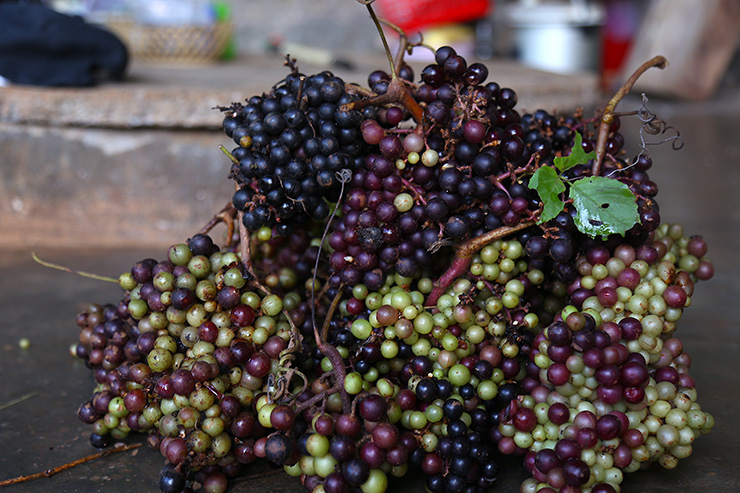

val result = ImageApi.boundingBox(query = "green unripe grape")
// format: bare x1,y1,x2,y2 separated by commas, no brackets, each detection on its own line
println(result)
216,327,235,347
363,367,379,383
351,319,373,339
153,271,175,292
103,413,119,429
470,262,484,276
261,294,283,316
502,291,520,309
424,404,443,423
108,396,128,418
421,432,438,452
195,280,217,302
190,387,215,411
284,462,302,477
402,304,418,320
187,255,211,279
476,380,498,400
199,416,224,437
173,273,195,291
257,403,276,428
159,399,179,418
360,469,388,493
143,404,163,424
127,299,149,320
436,294,454,311
381,340,399,359
303,453,330,479
417,278,433,293
239,291,259,309
118,272,137,291
432,313,448,329
184,304,206,328
223,267,246,289
505,279,525,296
504,241,523,259
480,245,499,264
465,325,485,345
393,193,414,212
188,430,211,453
344,371,362,395
447,364,471,387
421,149,439,167
299,455,316,476
92,419,109,436
147,347,173,372
441,333,459,352
256,226,272,242
523,313,539,329
514,432,534,449
109,428,129,440
527,269,545,285
485,297,502,315
307,433,330,457
352,284,369,300
209,252,224,271
365,292,383,310
191,340,215,358
217,252,237,268
412,338,432,357
180,326,199,347
499,258,515,273
409,411,428,429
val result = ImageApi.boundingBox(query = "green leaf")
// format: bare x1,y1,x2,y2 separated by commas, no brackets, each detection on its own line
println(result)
553,133,596,172
569,176,639,238
528,165,566,224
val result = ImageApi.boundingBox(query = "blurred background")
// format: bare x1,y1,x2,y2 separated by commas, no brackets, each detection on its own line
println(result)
1,0,739,249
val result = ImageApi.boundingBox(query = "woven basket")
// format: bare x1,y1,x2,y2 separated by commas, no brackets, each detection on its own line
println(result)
107,20,232,65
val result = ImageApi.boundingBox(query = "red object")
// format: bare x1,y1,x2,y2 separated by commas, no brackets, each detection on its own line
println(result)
375,0,491,33
600,0,641,90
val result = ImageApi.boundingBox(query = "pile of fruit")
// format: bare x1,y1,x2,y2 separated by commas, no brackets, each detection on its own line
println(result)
71,4,715,493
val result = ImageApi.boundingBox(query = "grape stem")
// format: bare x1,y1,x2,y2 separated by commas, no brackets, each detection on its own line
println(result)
0,443,141,486
426,221,535,306
31,252,118,283
236,211,270,295
341,1,425,125
593,55,668,176
199,202,237,246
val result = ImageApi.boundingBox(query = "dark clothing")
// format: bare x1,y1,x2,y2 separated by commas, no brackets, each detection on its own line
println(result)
0,3,128,86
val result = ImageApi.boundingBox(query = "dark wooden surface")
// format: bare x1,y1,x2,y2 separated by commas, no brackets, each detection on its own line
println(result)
1,94,739,492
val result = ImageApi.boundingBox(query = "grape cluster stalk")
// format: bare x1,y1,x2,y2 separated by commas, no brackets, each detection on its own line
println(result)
67,4,715,493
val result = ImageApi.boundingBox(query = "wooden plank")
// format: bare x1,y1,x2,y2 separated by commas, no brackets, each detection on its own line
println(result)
620,0,740,100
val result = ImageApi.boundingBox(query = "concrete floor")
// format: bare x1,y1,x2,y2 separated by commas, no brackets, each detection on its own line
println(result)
1,90,739,492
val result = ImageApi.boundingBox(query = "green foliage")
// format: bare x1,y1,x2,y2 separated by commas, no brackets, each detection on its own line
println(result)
529,165,565,224
553,133,596,172
528,134,639,237
570,177,640,237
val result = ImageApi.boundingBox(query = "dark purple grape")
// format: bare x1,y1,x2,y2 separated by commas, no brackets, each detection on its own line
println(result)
497,88,518,109
421,64,445,88
465,62,489,85
444,216,469,238
443,55,467,78
261,434,292,467
342,459,370,486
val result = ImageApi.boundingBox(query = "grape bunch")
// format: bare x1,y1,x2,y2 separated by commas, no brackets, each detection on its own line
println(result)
69,4,716,493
